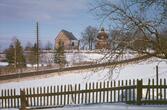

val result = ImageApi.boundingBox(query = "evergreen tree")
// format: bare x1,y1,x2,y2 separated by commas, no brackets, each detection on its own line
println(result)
6,44,14,64
54,43,66,67
6,39,26,68
26,43,37,65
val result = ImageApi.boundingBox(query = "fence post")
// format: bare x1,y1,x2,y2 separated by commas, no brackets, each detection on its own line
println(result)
20,89,28,110
137,79,142,105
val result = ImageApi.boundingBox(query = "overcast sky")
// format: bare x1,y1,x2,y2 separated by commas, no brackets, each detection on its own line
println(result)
0,0,108,50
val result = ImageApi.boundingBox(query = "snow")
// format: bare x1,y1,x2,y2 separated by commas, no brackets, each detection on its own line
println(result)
0,54,167,110
26,63,48,67
0,62,8,67
40,103,167,110
41,51,137,66
0,57,167,91
2,103,167,110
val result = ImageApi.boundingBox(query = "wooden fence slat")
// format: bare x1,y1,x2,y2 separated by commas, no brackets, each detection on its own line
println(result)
78,84,81,104
47,86,49,106
1,90,4,108
92,82,95,103
64,85,66,105
14,89,16,108
114,81,116,102
129,80,131,102
7,89,10,108
11,89,13,108
160,79,162,101
67,85,70,105
95,82,98,104
74,84,77,104
125,80,128,102
53,86,56,105
33,88,36,106
149,79,151,104
50,86,52,106
137,79,142,105
81,84,84,104
133,79,135,102
110,81,113,102
29,88,32,106
85,83,88,104
20,89,27,109
117,80,120,102
4,89,7,108
164,79,166,100
103,81,105,103
99,82,102,103
121,80,124,102
156,79,159,100
60,85,63,105
106,81,109,103
147,79,151,101
152,79,154,101
57,85,59,106
88,83,91,104
37,87,39,106
43,87,46,106
26,88,29,106
40,87,42,106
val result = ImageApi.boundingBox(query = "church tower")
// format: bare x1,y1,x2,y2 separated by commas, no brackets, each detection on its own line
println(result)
95,27,110,49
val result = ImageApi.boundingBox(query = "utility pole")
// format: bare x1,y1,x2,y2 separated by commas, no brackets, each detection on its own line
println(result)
14,41,17,68
36,22,39,72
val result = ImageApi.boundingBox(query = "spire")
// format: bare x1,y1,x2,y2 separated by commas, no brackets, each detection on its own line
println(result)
101,27,105,32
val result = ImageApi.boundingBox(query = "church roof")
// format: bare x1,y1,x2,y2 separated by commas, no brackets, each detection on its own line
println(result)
61,29,77,40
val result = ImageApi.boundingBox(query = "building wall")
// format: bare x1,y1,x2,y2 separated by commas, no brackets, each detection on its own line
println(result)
55,32,79,50
55,32,71,49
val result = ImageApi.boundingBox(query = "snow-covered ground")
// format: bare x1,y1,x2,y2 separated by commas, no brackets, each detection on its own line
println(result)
0,57,167,91
0,62,8,67
0,56,167,110
2,103,167,110
40,103,167,110
40,51,137,66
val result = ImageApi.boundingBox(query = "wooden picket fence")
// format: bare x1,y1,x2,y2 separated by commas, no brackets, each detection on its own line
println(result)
0,79,167,109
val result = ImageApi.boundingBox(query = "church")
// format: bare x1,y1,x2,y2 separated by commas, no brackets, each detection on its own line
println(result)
95,28,110,49
55,29,79,50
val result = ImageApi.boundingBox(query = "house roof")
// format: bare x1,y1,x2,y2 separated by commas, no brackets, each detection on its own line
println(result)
61,29,77,40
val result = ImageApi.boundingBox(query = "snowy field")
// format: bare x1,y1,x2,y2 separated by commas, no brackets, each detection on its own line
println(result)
40,103,167,110
0,56,167,110
40,51,137,66
2,103,167,110
0,57,167,91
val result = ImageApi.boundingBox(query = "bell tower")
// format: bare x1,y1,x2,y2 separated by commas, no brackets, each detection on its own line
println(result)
95,27,110,49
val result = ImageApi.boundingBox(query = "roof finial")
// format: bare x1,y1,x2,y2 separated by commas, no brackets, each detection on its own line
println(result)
101,27,105,32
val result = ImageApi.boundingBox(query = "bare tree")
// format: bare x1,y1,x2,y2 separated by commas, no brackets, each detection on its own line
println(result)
91,0,167,59
25,41,33,51
81,26,98,50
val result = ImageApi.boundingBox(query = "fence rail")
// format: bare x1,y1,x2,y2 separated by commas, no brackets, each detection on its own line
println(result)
0,78,167,109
